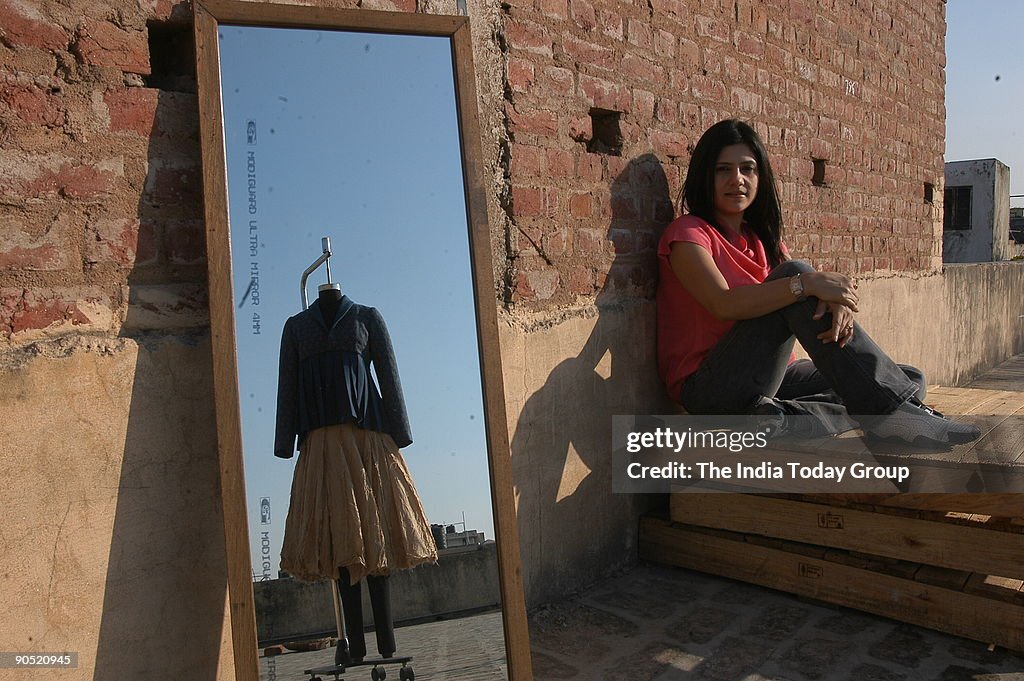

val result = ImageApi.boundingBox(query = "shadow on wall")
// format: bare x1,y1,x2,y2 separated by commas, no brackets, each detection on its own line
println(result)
511,154,676,607
93,32,228,681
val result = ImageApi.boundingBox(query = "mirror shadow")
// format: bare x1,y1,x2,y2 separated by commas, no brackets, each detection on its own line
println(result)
194,3,531,680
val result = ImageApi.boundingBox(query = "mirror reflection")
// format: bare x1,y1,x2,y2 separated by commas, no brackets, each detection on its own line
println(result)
219,25,506,680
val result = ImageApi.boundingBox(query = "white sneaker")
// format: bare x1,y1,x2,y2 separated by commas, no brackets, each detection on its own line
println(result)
865,400,981,448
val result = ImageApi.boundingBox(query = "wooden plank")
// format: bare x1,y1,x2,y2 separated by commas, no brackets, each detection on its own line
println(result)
964,574,1024,606
639,516,1024,651
670,494,1024,579
786,492,1024,518
914,565,971,591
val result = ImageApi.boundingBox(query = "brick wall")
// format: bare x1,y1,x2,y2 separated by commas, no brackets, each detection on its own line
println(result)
501,0,947,310
0,0,948,340
0,0,426,346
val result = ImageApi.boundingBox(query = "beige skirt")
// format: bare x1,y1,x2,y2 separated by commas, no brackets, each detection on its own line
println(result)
280,422,438,584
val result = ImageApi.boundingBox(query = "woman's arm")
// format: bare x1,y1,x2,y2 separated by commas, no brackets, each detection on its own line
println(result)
668,241,859,321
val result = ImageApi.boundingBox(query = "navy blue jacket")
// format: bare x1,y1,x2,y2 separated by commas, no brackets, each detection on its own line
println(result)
274,296,412,458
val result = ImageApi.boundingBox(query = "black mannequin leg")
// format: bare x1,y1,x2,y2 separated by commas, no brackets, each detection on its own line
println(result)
367,575,395,658
336,568,366,662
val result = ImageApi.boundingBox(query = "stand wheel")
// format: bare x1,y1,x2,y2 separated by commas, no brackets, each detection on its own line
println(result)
311,677,322,681
399,666,414,681
371,667,386,681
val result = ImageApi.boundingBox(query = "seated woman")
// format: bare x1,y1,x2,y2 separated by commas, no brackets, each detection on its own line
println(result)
657,119,980,447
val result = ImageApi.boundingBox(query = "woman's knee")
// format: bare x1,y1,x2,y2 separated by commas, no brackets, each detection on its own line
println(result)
766,259,815,281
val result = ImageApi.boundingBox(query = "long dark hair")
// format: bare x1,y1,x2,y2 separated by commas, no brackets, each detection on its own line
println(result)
681,119,785,267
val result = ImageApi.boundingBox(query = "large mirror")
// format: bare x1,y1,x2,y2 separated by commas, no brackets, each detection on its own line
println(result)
194,3,531,680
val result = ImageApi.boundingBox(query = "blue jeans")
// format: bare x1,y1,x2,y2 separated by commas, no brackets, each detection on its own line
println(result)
679,260,923,432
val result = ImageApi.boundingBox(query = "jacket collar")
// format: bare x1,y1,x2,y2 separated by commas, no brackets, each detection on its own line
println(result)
309,295,355,331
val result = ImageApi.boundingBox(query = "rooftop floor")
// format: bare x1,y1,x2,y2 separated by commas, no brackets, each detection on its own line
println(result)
261,356,1024,681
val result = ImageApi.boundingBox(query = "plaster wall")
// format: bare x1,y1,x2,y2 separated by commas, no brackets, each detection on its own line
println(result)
943,159,1012,263
504,261,1024,607
0,335,234,681
254,543,501,644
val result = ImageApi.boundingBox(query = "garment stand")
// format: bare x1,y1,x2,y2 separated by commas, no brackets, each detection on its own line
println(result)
296,237,399,669
300,236,336,311
297,237,347,657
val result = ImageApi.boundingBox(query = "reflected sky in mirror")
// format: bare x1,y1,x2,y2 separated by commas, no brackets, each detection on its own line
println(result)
218,25,494,588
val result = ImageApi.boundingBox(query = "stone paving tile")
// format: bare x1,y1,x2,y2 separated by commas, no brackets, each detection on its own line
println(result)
531,563,1024,681
866,626,935,670
529,602,638,663
742,604,812,643
258,563,1024,681
259,610,507,681
774,637,854,680
694,636,775,680
843,664,907,681
664,605,740,645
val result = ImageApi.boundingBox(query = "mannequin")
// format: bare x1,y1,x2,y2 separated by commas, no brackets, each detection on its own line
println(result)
317,282,343,324
276,279,437,667
315,284,395,665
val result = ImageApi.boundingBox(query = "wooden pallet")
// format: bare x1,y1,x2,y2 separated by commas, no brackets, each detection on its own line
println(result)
640,514,1024,651
669,494,1024,580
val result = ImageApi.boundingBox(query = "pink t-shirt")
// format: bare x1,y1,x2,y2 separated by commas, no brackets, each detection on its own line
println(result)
657,214,784,399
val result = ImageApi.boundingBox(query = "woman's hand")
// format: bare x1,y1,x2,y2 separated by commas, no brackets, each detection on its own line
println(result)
814,300,855,347
803,271,859,311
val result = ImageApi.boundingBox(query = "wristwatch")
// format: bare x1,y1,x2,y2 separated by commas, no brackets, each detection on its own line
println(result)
789,273,806,301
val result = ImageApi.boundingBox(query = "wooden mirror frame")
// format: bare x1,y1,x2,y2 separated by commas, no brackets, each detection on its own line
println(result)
193,2,532,679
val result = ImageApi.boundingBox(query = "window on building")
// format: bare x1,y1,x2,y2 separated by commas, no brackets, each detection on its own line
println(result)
943,186,972,230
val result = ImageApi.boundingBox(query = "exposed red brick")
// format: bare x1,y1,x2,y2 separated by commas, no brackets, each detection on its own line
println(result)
568,116,592,143
0,0,68,50
569,0,596,31
654,30,676,58
575,228,606,256
144,0,193,22
164,220,205,265
145,164,202,207
507,105,558,137
1,82,65,128
578,154,602,182
597,9,624,40
632,89,656,121
690,75,726,103
626,19,653,49
579,75,630,112
86,218,159,268
9,287,110,337
562,36,616,70
521,268,558,300
507,58,535,93
73,20,150,75
730,87,762,114
695,15,730,43
511,144,546,177
511,186,543,217
104,88,159,136
566,265,594,295
542,66,574,93
735,31,765,58
608,227,634,254
542,228,570,257
0,214,74,271
506,18,552,56
8,160,119,202
546,149,574,177
569,193,592,218
621,54,665,86
651,130,688,158
536,0,568,19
